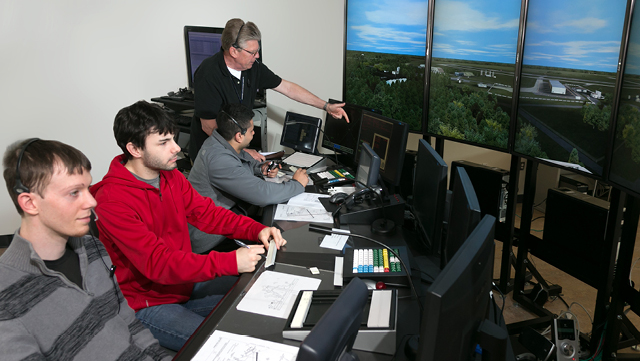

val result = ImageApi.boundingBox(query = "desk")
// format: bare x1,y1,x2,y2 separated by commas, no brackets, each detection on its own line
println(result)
174,183,515,361
174,194,421,360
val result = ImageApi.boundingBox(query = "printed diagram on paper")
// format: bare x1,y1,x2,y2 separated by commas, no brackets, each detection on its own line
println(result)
236,270,321,318
191,330,298,361
274,204,333,223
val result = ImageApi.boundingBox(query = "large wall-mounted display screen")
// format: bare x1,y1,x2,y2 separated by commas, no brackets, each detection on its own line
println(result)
513,0,627,176
344,0,428,132
609,0,640,196
426,0,521,151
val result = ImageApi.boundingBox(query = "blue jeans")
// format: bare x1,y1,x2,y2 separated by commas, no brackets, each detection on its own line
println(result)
135,276,238,351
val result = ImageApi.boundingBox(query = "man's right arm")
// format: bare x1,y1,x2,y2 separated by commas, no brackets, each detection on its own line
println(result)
200,118,217,136
95,200,240,284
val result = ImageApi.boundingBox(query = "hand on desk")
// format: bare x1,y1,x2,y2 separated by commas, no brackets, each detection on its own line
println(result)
236,245,265,273
244,148,266,162
292,169,309,187
258,227,287,250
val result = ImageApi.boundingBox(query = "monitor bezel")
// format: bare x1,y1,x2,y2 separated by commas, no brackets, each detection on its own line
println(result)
413,138,448,254
280,111,323,154
184,25,224,90
356,142,381,187
417,215,497,361
357,110,410,186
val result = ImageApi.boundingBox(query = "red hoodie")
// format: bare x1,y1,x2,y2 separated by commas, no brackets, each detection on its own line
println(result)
90,155,266,312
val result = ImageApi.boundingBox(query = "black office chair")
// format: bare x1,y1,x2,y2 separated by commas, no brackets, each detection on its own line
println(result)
0,234,12,247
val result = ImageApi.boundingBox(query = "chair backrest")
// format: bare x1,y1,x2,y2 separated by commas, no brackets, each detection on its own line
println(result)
0,234,12,249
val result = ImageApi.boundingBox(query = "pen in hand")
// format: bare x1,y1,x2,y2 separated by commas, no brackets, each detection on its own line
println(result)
234,239,251,249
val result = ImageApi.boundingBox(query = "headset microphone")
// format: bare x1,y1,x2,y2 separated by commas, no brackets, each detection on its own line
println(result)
91,209,99,222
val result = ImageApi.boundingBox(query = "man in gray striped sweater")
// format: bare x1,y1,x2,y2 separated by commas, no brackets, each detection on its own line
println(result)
0,139,171,361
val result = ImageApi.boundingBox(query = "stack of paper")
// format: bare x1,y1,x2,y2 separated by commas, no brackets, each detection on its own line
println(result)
274,193,333,223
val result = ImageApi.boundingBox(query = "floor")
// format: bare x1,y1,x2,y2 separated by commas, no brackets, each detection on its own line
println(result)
495,204,640,359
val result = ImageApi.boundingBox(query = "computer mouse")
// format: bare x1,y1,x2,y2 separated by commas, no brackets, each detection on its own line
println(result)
329,192,349,204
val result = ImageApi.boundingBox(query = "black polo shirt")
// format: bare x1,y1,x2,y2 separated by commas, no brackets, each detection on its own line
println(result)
191,50,282,158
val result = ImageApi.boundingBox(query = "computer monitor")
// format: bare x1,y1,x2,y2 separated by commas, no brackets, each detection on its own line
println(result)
280,111,322,154
296,277,368,361
356,110,409,186
356,143,381,188
413,139,448,254
443,167,482,267
321,100,380,168
417,215,506,361
184,26,223,89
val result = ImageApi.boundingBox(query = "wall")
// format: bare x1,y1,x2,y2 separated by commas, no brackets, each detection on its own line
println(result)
0,0,345,234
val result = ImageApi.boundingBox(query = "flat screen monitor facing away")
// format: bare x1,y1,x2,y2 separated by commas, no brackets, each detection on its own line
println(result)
356,143,381,188
321,100,380,167
413,139,448,254
296,277,368,361
356,110,409,186
184,26,223,89
443,167,482,267
280,112,322,154
417,215,502,361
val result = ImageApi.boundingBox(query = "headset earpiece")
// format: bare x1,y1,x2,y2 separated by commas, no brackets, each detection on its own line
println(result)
13,138,40,194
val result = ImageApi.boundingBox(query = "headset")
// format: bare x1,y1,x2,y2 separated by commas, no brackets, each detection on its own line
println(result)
232,22,245,49
13,138,120,310
13,138,40,194
219,109,247,135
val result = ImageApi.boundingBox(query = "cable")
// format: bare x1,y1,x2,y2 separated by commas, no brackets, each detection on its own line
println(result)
308,224,422,313
569,302,594,326
533,198,547,208
491,282,506,325
629,257,640,289
89,228,121,314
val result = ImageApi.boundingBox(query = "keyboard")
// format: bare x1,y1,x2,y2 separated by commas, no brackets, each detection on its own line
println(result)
343,246,410,285
352,248,401,274
174,114,192,126
309,166,356,183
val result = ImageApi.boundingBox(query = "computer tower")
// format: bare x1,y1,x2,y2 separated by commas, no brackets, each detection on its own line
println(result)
536,187,610,288
450,160,509,223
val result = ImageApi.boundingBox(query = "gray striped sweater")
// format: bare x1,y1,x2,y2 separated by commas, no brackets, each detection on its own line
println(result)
0,233,171,361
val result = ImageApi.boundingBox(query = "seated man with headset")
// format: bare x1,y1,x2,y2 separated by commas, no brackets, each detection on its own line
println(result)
0,138,170,360
188,103,308,253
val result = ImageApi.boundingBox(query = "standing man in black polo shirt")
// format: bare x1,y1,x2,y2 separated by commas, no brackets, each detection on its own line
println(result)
191,18,349,161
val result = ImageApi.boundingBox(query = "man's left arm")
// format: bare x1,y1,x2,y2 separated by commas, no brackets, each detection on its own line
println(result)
273,80,349,122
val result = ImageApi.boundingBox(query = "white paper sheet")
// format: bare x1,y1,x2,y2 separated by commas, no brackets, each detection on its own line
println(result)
283,152,324,168
286,193,330,209
191,330,298,361
274,204,333,223
264,174,292,184
319,234,350,250
236,270,322,318
327,186,357,195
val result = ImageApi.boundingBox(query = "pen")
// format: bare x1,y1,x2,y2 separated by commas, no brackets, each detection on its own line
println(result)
234,239,250,249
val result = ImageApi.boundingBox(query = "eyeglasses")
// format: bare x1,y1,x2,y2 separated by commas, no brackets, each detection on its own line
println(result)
232,22,260,57
235,46,260,57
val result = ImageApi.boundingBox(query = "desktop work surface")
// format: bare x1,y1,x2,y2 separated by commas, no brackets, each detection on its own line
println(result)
174,200,421,361
173,184,515,361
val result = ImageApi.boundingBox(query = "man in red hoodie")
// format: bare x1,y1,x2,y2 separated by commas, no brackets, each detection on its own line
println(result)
91,100,286,351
